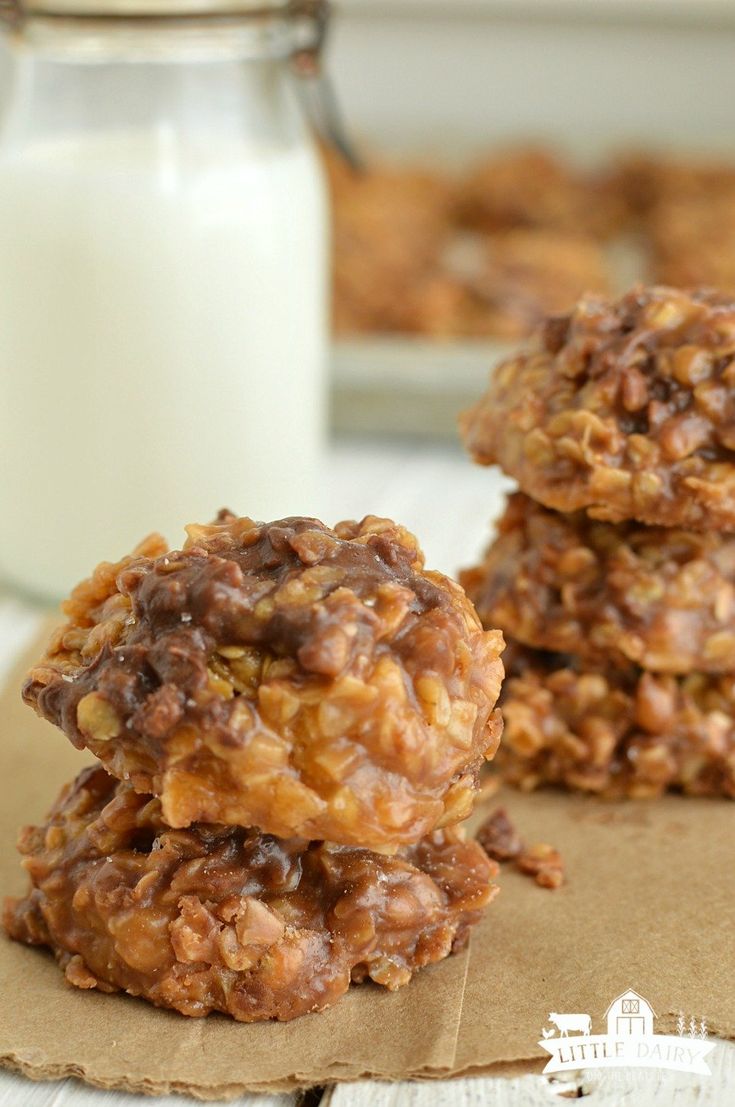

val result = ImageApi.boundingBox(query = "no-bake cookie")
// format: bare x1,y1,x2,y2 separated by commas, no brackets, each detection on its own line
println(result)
24,513,504,847
649,194,735,295
497,643,735,799
612,151,735,223
459,146,625,239
461,285,735,529
462,492,735,673
327,146,616,341
327,153,455,336
4,767,496,1022
456,230,611,339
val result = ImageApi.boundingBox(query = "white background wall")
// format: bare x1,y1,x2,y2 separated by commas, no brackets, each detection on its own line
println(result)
2,2,735,161
329,0,735,162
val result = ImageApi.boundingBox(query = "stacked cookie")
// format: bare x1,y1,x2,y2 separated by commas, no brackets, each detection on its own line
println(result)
460,285,735,799
5,513,505,1021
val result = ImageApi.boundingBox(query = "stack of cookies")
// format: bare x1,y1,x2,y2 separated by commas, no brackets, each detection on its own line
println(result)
4,513,505,1021
460,284,735,799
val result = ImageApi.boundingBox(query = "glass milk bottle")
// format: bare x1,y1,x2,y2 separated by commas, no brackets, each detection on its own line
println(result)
0,0,329,600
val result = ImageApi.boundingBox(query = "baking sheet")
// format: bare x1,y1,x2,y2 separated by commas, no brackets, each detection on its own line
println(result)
331,338,505,441
0,622,733,1098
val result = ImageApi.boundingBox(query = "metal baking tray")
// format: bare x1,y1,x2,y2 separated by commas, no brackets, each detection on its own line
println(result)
331,338,509,440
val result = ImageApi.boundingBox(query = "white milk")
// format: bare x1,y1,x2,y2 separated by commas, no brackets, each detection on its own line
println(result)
0,129,328,598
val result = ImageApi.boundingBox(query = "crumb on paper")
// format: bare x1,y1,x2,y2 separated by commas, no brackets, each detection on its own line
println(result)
517,842,565,890
477,806,565,890
476,806,523,862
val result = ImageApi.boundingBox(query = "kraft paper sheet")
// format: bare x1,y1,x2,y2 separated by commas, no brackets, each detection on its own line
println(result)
0,622,732,1098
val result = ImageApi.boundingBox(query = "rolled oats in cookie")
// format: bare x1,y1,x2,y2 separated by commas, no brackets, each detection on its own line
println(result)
24,513,504,847
461,285,735,529
647,194,735,299
497,642,735,800
463,492,735,674
458,146,624,239
453,230,611,340
327,153,455,337
3,767,497,1022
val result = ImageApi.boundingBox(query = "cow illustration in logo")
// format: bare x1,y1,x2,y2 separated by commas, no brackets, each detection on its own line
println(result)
547,1012,592,1037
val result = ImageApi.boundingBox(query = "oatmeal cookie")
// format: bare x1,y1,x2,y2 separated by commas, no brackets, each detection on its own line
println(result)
24,513,504,847
460,229,611,337
461,285,735,529
648,194,735,294
398,229,611,342
328,155,455,336
459,146,625,239
612,151,735,222
462,492,735,673
497,643,735,799
4,767,496,1022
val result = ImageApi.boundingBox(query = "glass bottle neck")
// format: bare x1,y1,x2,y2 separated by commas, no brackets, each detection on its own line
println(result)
0,14,310,152
8,12,294,63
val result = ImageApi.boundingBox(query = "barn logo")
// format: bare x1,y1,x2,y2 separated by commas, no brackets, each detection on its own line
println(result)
538,989,715,1075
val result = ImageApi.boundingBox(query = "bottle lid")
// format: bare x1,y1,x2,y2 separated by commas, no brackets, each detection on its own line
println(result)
14,0,292,16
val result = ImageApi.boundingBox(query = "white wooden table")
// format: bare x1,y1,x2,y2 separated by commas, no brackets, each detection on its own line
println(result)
0,439,731,1107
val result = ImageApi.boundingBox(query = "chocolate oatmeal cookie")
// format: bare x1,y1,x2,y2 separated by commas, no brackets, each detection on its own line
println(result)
24,514,504,847
4,767,496,1022
459,146,624,239
461,286,735,529
497,643,735,799
327,154,455,336
462,493,735,673
648,194,735,295
612,151,735,223
455,230,611,339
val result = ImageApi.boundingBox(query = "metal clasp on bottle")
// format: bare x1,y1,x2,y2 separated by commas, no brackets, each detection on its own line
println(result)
288,0,361,170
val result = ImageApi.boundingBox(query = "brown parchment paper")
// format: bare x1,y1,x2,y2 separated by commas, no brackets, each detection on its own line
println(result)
0,622,733,1098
